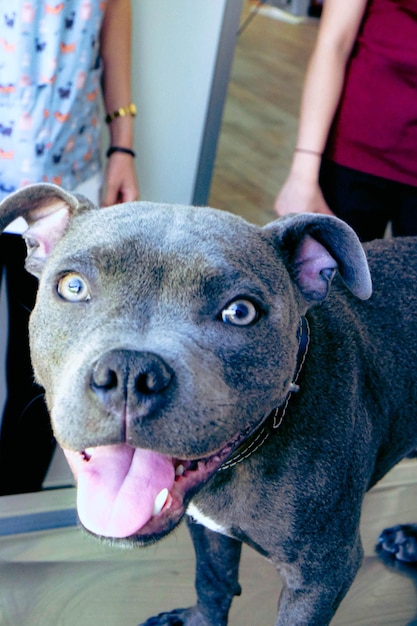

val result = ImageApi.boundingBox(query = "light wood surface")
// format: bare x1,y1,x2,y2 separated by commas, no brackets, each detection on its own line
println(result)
1,460,417,625
209,2,317,225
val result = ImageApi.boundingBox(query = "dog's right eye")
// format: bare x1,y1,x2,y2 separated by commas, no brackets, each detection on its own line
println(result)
57,273,90,302
221,298,260,326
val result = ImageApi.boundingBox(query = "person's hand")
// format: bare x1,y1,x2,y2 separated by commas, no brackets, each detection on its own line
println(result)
274,175,334,217
101,152,140,206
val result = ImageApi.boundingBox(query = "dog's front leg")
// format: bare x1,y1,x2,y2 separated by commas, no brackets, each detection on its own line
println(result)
273,533,363,626
139,516,242,626
188,515,242,624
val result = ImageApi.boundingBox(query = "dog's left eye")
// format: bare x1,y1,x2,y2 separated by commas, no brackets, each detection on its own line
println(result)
57,273,90,302
221,299,260,326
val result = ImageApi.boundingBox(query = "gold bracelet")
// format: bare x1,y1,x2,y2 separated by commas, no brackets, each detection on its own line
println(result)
105,103,137,124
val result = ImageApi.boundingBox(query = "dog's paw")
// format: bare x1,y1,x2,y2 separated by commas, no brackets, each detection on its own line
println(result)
138,606,210,626
377,524,417,563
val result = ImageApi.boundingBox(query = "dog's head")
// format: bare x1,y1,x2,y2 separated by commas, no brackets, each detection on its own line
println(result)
0,184,371,544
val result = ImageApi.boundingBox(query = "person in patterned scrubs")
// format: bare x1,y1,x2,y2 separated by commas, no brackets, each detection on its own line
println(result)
0,0,139,494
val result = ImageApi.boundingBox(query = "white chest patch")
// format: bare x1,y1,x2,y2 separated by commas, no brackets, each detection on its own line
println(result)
186,503,229,535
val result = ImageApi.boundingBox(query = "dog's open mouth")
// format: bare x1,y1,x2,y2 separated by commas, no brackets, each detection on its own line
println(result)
63,431,245,543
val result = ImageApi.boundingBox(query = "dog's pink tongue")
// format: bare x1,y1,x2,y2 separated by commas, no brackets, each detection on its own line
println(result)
63,444,175,538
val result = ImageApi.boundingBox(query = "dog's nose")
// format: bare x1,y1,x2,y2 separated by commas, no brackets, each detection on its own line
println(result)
90,349,174,416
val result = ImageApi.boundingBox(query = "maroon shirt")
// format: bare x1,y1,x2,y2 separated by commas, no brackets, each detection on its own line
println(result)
326,0,417,188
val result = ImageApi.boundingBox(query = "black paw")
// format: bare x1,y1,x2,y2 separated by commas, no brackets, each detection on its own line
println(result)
377,524,417,563
138,606,209,626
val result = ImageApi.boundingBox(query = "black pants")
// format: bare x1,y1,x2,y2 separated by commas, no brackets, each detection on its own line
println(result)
319,159,417,242
0,234,55,495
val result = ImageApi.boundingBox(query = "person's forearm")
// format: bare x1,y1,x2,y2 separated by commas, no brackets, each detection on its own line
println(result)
274,0,368,216
99,0,139,206
100,0,134,149
289,47,348,183
289,0,368,179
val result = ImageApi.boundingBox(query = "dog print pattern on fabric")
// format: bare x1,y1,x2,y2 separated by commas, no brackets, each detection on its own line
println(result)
0,1,106,198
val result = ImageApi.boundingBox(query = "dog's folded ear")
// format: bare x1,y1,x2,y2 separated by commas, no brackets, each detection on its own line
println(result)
0,183,96,277
263,213,372,303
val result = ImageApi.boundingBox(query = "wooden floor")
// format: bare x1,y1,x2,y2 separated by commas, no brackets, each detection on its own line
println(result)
209,1,317,225
2,5,417,626
1,460,417,625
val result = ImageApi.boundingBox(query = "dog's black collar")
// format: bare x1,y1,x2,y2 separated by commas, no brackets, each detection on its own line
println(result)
219,316,310,472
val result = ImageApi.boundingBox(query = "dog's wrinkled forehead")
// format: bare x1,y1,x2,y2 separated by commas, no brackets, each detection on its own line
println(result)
63,202,258,251
48,202,270,284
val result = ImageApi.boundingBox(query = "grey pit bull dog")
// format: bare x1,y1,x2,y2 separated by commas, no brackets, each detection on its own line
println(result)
1,183,417,626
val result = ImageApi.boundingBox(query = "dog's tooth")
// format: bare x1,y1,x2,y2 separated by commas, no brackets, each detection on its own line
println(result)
81,448,93,462
175,464,185,477
152,488,169,516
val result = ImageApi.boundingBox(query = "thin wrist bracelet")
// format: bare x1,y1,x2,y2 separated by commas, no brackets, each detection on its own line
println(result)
105,103,137,124
106,146,136,158
294,147,322,157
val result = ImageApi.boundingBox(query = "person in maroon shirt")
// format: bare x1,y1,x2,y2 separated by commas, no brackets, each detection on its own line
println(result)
275,0,417,241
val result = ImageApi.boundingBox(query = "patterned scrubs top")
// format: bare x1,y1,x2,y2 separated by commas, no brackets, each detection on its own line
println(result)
0,1,107,201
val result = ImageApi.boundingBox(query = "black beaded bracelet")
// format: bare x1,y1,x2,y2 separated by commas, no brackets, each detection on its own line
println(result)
106,146,136,158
